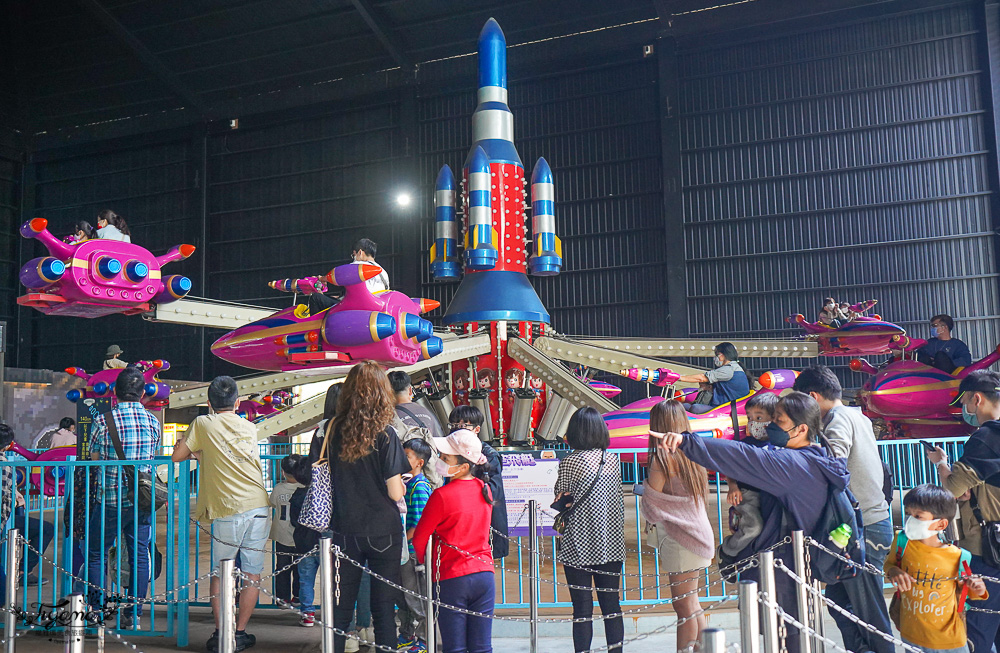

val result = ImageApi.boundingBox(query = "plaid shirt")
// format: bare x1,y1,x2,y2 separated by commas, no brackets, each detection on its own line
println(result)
90,402,161,505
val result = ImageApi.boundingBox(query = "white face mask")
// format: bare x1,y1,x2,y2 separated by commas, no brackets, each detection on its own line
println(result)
747,420,770,440
434,459,457,479
903,515,941,541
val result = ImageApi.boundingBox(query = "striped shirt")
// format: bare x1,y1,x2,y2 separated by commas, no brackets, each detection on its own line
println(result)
90,402,161,505
405,473,433,557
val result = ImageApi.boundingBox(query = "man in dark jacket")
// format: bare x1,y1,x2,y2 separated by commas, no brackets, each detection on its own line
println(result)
659,392,892,653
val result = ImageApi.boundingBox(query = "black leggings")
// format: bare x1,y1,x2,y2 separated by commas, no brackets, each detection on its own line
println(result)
331,532,403,653
563,561,624,653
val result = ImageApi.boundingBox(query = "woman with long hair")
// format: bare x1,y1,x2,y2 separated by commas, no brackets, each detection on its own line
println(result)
640,400,713,649
554,406,625,653
96,209,131,242
327,361,408,653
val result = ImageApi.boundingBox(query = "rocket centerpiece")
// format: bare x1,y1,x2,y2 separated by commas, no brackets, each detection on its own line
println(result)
17,218,195,318
429,18,562,326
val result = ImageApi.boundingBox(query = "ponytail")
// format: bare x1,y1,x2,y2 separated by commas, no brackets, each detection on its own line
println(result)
458,455,493,505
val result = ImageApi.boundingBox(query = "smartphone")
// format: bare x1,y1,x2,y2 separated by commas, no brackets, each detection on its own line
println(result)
919,440,937,452
551,494,574,512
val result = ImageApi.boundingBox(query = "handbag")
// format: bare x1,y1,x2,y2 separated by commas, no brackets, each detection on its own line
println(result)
553,451,605,536
299,420,335,533
969,489,1000,568
106,414,168,512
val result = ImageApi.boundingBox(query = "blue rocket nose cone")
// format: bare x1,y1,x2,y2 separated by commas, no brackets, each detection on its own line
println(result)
93,381,109,395
416,318,434,342
470,146,490,174
402,313,423,339
144,383,157,396
478,18,507,90
421,336,444,360
436,165,455,191
173,276,193,293
373,312,397,340
66,389,81,402
532,157,553,184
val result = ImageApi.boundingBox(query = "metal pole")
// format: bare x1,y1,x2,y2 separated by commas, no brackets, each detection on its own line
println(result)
64,593,86,653
701,627,726,653
319,538,335,653
4,529,20,653
424,534,436,653
792,531,812,653
219,558,236,653
738,580,760,653
811,580,826,653
759,550,780,653
528,499,539,653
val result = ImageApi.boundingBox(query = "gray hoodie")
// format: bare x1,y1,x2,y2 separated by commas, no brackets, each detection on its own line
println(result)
823,405,890,526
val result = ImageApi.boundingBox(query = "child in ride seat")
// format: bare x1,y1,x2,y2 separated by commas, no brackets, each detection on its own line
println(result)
885,484,987,653
819,297,845,328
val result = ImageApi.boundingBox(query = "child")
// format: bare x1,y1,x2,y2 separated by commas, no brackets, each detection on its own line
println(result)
412,430,495,653
886,484,987,653
288,459,320,627
397,439,435,653
720,393,777,562
270,454,303,608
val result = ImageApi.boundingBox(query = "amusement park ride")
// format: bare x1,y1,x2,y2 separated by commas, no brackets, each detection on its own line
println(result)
14,18,979,453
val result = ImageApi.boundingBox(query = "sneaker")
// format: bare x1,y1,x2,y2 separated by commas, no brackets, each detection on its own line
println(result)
299,612,315,628
206,631,219,653
344,633,360,653
19,574,49,586
397,635,418,650
363,626,375,644
234,631,256,652
118,614,135,630
408,639,428,653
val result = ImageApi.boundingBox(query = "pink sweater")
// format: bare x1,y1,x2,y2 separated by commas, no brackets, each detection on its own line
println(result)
639,480,715,561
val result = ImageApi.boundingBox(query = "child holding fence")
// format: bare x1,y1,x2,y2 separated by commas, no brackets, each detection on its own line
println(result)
885,484,988,653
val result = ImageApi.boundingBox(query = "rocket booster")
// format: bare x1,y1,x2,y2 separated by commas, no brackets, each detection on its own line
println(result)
430,166,460,280
619,367,681,387
465,146,499,270
529,158,562,276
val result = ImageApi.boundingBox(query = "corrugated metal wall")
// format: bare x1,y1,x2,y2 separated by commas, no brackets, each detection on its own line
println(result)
27,140,202,376
0,133,19,355
676,4,1000,371
418,57,668,337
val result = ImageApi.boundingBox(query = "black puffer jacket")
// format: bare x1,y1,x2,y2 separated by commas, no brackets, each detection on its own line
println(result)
482,443,509,559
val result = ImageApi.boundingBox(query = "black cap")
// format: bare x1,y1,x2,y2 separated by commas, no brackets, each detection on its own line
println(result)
953,370,1000,405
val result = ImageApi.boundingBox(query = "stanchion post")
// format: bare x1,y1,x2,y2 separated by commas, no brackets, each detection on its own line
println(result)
811,580,826,653
701,627,726,653
219,559,236,653
528,499,539,653
759,550,780,653
738,580,760,653
792,531,812,653
4,529,20,653
319,538,335,653
424,535,436,653
64,593,86,653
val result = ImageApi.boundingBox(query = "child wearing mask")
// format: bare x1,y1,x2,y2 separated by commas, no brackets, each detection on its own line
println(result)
885,484,987,653
412,430,495,653
397,439,434,653
270,455,304,608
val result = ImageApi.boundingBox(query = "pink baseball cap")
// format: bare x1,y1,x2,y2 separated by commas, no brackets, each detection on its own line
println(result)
433,429,487,465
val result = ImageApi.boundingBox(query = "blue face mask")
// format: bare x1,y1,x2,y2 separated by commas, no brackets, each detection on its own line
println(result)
963,403,980,427
765,422,792,447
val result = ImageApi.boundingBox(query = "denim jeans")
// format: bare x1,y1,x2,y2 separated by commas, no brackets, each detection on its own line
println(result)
826,518,894,653
13,508,55,575
967,554,1000,653
435,571,494,653
86,505,152,617
297,554,319,613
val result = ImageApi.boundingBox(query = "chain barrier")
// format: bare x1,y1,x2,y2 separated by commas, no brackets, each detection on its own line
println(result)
758,590,854,653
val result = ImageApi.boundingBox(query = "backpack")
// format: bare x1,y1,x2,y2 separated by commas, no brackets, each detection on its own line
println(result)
806,475,866,584
392,407,443,488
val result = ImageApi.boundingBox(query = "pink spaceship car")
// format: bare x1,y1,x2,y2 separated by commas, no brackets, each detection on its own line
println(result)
587,379,622,399
64,359,172,410
8,442,75,497
212,262,445,372
853,343,1000,438
788,300,905,356
17,218,195,318
237,391,293,422
606,369,799,448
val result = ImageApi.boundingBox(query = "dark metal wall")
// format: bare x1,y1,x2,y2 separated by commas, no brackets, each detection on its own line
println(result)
0,131,20,354
675,4,1000,373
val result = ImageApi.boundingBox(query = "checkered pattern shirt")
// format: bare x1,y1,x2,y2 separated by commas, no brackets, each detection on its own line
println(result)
90,402,161,505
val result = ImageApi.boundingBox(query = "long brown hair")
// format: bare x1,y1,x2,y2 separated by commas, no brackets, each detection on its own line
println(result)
331,361,396,463
647,400,708,503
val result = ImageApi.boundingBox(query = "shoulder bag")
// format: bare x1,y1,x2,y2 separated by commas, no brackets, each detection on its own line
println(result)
299,419,335,532
553,451,606,536
106,414,168,511
969,489,1000,568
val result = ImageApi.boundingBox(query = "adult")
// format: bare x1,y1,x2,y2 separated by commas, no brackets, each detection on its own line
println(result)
927,370,1000,653
554,406,625,653
104,344,128,370
48,417,77,448
657,392,891,653
676,342,751,414
327,361,408,653
309,383,342,464
917,314,972,373
308,238,390,315
172,376,270,653
87,367,161,629
0,423,55,589
388,370,445,439
640,400,713,650
792,366,893,653
96,209,131,242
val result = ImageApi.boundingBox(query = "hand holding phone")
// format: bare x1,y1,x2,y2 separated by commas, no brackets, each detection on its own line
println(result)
551,493,574,512
919,440,936,452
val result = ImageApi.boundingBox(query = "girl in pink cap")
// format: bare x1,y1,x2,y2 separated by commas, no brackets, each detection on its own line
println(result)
412,429,495,653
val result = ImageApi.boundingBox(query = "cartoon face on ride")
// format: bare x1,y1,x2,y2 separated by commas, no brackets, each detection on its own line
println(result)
17,218,195,318
604,369,799,448
211,262,445,372
787,299,906,356
64,359,172,409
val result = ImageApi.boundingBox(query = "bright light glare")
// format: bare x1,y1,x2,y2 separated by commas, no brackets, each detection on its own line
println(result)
396,193,412,207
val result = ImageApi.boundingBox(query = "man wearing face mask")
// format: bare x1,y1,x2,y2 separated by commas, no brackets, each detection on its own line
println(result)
793,366,893,653
916,314,972,374
677,342,751,415
927,370,1000,653
307,238,391,315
